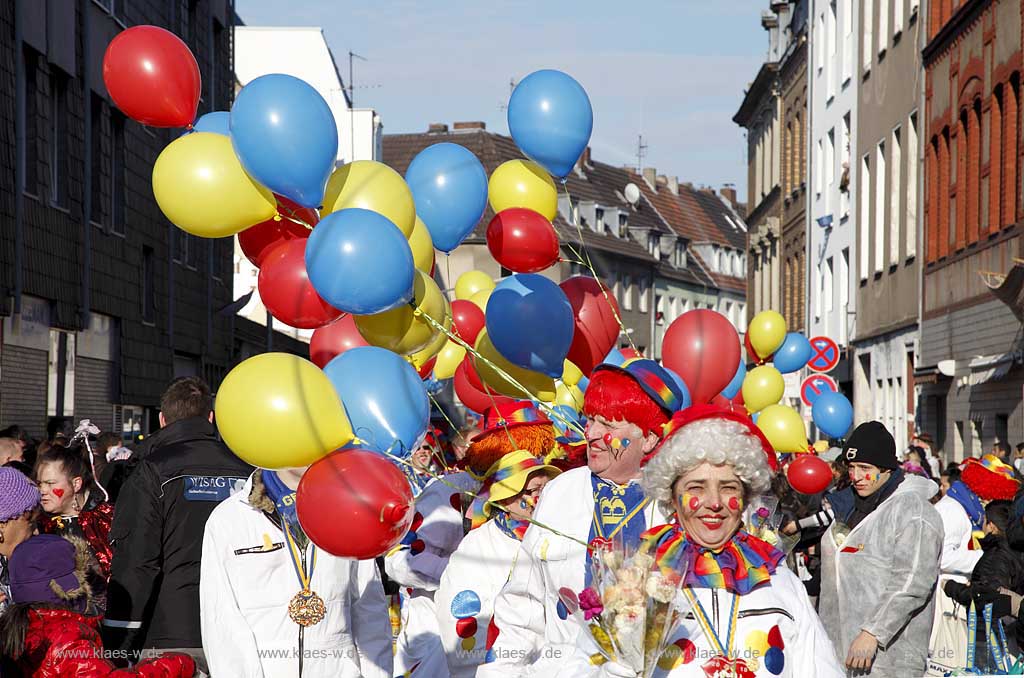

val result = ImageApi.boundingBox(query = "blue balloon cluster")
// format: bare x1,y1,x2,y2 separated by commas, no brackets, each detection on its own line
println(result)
323,347,429,457
507,70,593,179
774,333,812,374
405,143,488,252
231,74,338,208
486,274,575,377
193,111,230,136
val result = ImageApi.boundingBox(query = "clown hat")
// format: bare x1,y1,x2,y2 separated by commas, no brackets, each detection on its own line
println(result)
479,401,550,436
469,450,561,527
961,454,1020,501
591,358,686,416
656,403,779,471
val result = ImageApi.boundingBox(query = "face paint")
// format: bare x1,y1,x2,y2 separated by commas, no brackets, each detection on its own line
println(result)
727,496,742,511
52,488,65,498
682,492,701,512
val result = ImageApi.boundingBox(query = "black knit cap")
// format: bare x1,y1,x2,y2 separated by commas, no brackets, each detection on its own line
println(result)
842,421,898,470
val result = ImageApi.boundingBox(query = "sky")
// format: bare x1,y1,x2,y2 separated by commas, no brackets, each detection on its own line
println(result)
235,1,769,198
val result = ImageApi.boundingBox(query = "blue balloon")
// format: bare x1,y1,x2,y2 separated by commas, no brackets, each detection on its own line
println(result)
231,74,338,208
305,208,414,314
324,347,429,456
193,111,230,136
751,412,761,425
663,369,693,410
405,143,488,252
774,332,813,374
720,360,747,400
507,70,593,179
486,274,575,378
812,391,854,439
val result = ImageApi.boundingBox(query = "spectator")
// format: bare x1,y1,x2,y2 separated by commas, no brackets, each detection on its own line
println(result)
90,431,123,490
939,464,961,498
913,432,942,478
819,421,943,677
994,441,1013,465
905,446,934,480
0,468,41,615
102,376,252,676
35,443,114,612
1015,443,1024,476
0,438,22,466
200,466,392,678
0,534,195,677
944,500,1024,671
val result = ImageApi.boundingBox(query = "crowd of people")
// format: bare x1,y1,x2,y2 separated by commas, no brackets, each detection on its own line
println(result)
1,365,1024,677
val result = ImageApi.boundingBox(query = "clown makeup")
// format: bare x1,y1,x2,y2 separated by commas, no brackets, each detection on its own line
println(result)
848,462,890,498
683,492,701,511
727,496,742,512
671,462,745,551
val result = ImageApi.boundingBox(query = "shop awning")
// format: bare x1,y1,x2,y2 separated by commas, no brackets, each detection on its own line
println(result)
968,353,1014,386
981,262,1024,323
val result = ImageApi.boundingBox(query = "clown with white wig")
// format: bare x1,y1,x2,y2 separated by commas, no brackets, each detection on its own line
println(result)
558,405,845,678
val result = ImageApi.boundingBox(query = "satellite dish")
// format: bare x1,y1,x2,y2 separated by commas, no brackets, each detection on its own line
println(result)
624,183,641,205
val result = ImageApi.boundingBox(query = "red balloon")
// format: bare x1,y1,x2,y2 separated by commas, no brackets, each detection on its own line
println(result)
662,310,741,405
258,240,342,330
417,357,437,380
786,454,833,495
239,196,317,267
560,276,622,376
309,314,370,368
102,26,201,128
296,448,415,559
485,208,560,273
451,300,485,345
454,359,514,414
620,348,643,361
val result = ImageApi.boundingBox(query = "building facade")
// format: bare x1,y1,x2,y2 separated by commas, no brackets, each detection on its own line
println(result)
807,0,859,396
918,0,1024,459
781,2,810,334
851,0,924,451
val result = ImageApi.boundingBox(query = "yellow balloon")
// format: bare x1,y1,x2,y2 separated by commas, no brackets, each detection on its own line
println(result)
214,353,353,469
355,270,450,355
468,288,492,313
408,216,436,273
433,340,467,380
748,310,788,360
488,159,558,221
152,132,276,238
474,330,556,401
455,270,496,301
742,365,785,413
322,160,416,236
555,382,585,412
757,404,809,454
408,321,449,370
561,360,585,388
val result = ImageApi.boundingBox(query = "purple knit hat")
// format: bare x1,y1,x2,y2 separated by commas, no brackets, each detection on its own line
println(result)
0,467,40,521
9,534,88,611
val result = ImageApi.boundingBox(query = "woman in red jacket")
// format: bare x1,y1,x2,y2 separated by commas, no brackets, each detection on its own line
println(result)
0,533,193,678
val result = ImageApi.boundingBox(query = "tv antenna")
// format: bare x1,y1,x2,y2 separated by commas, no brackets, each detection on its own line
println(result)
498,77,517,112
347,51,368,162
636,134,648,172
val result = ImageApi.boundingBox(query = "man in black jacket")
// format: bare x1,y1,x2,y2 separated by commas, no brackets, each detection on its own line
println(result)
102,376,252,674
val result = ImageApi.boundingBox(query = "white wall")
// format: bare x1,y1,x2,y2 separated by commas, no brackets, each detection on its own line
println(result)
807,0,858,348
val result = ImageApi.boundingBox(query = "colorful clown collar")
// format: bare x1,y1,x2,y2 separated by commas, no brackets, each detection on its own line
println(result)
639,524,785,595
493,510,530,541
468,452,553,529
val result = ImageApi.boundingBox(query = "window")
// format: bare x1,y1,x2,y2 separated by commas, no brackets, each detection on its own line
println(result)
878,0,889,54
211,21,223,110
890,126,902,265
618,213,628,237
894,0,904,35
623,275,633,311
817,12,825,73
860,154,871,280
612,273,621,303
826,128,835,212
816,138,823,195
111,113,126,235
829,1,838,56
907,112,918,258
841,112,851,215
825,256,834,313
814,260,822,320
142,246,156,324
90,94,105,227
842,0,854,83
863,0,874,71
595,207,605,233
638,278,648,313
839,247,849,343
47,330,76,419
875,140,886,273
23,47,39,196
674,242,687,268
49,74,69,208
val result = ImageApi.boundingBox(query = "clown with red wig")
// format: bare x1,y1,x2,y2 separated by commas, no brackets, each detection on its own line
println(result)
386,402,557,678
479,359,685,677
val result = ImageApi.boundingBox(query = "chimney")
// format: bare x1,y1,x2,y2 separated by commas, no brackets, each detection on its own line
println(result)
642,167,657,190
720,186,738,206
453,121,486,132
666,176,679,195
427,123,449,134
581,146,592,167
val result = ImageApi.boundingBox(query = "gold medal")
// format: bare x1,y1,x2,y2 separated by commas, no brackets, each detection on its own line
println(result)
287,588,326,627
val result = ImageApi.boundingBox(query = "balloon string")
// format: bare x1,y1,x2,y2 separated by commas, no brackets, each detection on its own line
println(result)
413,307,586,438
425,391,472,462
559,181,639,355
378,442,591,549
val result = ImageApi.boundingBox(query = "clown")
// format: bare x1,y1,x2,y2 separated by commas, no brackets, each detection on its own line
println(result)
559,405,844,677
479,359,685,677
434,450,561,677
385,402,556,678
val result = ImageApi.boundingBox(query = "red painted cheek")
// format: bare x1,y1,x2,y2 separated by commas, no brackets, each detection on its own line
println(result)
688,496,700,511
727,497,741,511
52,488,65,498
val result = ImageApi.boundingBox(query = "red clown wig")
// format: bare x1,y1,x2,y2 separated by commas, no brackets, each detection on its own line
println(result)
583,369,671,437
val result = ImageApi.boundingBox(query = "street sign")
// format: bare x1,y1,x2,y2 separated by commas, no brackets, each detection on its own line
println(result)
800,374,838,407
807,336,840,373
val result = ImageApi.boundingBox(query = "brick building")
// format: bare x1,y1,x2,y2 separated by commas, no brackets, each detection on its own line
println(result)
0,1,302,440
780,3,809,334
918,0,1024,459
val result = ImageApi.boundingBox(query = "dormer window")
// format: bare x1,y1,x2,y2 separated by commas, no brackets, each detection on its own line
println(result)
595,207,605,233
619,213,628,237
648,234,658,258
674,242,687,268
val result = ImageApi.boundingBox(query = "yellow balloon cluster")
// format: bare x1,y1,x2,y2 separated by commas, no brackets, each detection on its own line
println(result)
748,310,787,361
408,217,436,273
474,329,556,401
488,159,558,221
214,353,353,469
455,270,495,301
408,321,449,371
355,270,451,355
433,341,467,380
742,365,785,413
322,160,416,236
757,404,809,453
152,132,277,237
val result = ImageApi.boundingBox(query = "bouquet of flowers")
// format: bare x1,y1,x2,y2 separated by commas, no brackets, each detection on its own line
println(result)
744,496,799,555
558,535,693,677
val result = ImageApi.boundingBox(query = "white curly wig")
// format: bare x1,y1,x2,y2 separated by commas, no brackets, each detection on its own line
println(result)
642,418,773,514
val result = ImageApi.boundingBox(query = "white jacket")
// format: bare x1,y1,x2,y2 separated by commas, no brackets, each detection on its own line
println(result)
557,567,845,678
435,519,522,677
199,474,392,678
478,467,668,677
933,494,982,577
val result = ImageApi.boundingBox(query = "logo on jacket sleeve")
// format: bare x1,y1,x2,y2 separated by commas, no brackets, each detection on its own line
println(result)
183,476,246,501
